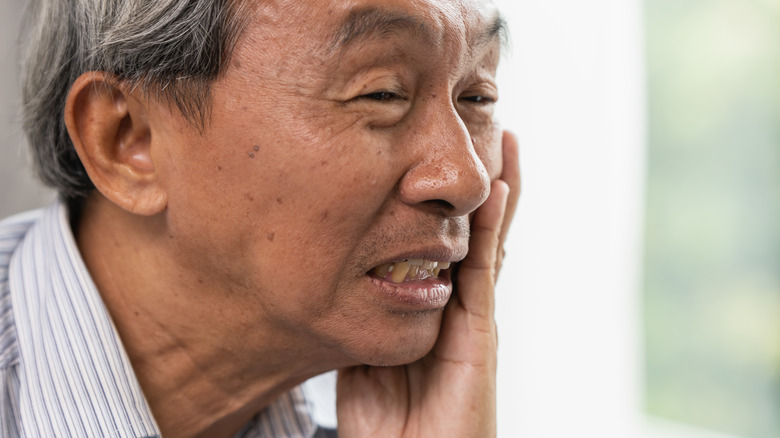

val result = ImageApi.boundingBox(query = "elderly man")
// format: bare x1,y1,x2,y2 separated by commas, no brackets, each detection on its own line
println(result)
0,0,520,436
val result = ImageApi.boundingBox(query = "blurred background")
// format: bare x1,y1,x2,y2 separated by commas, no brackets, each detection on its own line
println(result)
1,0,777,437
0,0,53,212
644,0,780,436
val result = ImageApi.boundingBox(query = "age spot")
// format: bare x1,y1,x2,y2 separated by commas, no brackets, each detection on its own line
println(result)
267,231,275,242
276,197,283,205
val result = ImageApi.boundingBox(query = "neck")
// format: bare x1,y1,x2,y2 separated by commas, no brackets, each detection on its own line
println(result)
75,195,337,438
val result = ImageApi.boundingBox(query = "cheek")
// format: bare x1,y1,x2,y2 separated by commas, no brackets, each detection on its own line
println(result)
474,123,503,180
238,165,398,324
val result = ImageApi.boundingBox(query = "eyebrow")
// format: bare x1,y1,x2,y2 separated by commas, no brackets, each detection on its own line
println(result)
329,8,429,52
328,7,509,54
482,14,509,52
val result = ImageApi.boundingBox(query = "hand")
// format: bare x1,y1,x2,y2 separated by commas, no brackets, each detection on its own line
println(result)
336,131,521,438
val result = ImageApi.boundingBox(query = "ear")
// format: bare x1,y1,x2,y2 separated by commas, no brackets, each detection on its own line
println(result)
65,72,167,216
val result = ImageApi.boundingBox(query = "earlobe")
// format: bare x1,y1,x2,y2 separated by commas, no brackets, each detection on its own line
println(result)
65,72,167,216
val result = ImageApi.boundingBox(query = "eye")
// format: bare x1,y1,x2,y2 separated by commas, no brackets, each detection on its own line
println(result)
457,89,498,125
344,81,411,128
360,91,403,102
460,95,496,104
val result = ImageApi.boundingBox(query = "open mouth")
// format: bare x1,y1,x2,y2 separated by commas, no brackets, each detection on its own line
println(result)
371,259,452,283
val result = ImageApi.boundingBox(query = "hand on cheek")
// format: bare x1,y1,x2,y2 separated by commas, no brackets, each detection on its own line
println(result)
336,131,520,438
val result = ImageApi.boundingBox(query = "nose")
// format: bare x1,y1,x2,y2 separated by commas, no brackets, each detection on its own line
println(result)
398,104,490,217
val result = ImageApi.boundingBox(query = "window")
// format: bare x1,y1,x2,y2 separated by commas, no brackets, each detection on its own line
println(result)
644,1,780,437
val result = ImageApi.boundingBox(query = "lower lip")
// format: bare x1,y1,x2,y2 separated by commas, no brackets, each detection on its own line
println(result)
368,274,453,311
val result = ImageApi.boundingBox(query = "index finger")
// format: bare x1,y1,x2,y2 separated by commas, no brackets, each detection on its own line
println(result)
456,180,509,317
498,130,521,247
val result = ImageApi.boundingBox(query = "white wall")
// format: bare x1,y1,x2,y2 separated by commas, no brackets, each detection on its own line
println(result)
492,0,646,436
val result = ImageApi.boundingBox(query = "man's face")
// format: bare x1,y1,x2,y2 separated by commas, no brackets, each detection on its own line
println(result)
150,0,503,367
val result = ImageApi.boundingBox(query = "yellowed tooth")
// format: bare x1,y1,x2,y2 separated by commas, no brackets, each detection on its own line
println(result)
439,262,451,270
374,263,391,277
433,268,441,277
408,259,423,266
408,265,420,279
421,260,436,270
391,261,410,283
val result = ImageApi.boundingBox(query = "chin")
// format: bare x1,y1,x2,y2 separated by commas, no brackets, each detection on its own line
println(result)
347,310,443,367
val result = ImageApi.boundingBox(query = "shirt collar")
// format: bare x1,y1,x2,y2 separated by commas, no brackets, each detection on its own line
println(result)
10,200,161,437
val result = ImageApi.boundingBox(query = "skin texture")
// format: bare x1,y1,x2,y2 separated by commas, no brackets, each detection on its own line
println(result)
63,0,520,437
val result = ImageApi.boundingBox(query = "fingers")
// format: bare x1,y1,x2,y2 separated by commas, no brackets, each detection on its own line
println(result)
456,180,509,317
497,131,521,247
495,131,521,277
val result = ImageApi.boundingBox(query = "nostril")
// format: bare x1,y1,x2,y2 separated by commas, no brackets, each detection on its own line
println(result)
422,199,455,212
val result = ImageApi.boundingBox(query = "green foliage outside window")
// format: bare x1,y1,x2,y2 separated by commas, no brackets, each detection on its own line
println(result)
644,0,780,436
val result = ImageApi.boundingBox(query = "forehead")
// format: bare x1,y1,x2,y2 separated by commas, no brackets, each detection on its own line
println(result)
245,0,504,56
328,0,501,46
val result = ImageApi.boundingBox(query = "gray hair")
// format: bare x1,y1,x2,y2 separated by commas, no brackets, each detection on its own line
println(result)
21,0,249,199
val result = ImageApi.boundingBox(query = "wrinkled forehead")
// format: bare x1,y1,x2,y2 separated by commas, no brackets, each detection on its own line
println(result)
245,0,505,58
323,0,504,51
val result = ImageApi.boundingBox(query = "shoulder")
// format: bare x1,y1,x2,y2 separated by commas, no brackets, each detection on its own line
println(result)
0,209,44,260
0,208,45,370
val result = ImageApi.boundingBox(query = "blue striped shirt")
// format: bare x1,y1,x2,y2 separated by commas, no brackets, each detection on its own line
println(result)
0,201,327,438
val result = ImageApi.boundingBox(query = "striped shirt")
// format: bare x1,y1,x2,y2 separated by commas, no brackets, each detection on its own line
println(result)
0,200,332,438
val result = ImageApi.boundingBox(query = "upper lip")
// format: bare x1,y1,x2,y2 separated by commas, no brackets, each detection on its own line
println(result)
368,244,467,271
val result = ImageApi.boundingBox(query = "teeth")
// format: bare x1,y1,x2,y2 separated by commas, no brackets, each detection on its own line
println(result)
372,258,453,283
375,263,391,277
391,261,411,283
